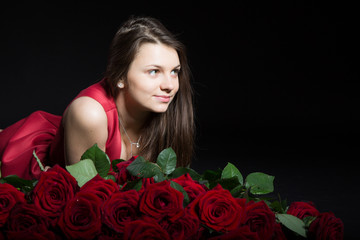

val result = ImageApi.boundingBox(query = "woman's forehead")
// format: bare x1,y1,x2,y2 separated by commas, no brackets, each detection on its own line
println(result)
133,43,180,68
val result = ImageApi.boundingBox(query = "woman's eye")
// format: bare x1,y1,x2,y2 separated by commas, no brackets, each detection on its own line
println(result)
171,69,180,76
149,70,158,76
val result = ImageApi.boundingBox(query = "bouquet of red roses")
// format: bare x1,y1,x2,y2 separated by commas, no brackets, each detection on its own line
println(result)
0,145,344,239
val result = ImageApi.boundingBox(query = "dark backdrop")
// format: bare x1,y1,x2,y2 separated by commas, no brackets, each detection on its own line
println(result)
1,2,359,238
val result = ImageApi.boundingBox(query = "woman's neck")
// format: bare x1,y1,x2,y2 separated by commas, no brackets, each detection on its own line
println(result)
115,93,149,136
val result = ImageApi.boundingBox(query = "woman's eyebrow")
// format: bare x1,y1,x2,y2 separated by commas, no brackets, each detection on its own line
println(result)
145,64,181,69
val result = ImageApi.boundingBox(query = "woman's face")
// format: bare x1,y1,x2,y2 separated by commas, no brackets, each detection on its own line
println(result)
122,43,180,113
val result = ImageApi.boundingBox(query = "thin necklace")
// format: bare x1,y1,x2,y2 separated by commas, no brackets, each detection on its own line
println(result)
118,115,141,157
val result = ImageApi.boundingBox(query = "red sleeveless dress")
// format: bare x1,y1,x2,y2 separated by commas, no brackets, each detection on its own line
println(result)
0,80,121,180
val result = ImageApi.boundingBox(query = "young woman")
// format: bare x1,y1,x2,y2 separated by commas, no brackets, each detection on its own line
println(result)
0,16,195,180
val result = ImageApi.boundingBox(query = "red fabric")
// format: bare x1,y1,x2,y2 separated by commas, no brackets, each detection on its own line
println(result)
0,80,121,180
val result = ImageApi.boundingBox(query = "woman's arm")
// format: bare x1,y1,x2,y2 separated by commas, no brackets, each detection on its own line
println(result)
62,96,108,165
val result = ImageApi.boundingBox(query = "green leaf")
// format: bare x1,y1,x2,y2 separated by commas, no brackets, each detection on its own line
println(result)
277,213,307,237
126,156,162,178
170,180,190,207
33,150,45,171
201,169,222,189
202,169,222,182
156,147,177,175
270,200,286,213
80,144,110,178
221,162,243,185
66,159,98,187
245,172,275,195
111,159,125,173
230,184,246,198
303,216,317,228
168,167,202,181
104,174,116,182
0,175,34,187
121,178,143,191
154,173,166,183
0,175,37,193
214,176,240,191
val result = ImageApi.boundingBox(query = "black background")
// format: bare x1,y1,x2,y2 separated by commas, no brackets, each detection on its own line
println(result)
1,2,359,238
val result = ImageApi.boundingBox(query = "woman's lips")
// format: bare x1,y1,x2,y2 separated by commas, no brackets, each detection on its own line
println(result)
154,95,171,103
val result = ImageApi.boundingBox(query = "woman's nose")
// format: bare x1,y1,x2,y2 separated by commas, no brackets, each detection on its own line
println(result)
160,75,176,92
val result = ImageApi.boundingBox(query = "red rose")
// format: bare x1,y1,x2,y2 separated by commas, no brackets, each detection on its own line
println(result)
6,224,57,240
116,156,139,185
139,180,184,220
5,202,49,236
236,198,247,208
286,201,320,219
80,174,119,202
307,212,344,240
31,164,78,225
58,192,102,239
172,173,207,202
272,223,287,240
242,200,276,240
137,177,155,195
102,189,139,233
123,218,171,240
208,226,260,240
160,209,200,240
120,177,155,194
98,230,123,240
189,184,243,233
0,183,26,227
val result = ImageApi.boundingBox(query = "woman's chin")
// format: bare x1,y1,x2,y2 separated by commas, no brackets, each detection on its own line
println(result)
150,105,170,113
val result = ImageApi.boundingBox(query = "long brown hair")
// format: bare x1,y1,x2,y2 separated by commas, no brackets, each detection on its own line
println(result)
104,16,194,167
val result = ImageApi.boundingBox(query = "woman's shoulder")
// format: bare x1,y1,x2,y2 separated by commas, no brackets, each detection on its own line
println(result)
62,79,116,134
62,96,109,165
64,96,108,131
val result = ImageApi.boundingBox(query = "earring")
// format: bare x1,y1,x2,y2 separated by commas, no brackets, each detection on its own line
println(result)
117,82,124,88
